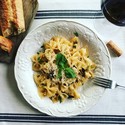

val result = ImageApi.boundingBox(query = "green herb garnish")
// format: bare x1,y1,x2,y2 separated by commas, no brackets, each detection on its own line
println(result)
68,95,74,99
41,45,44,48
38,57,43,64
73,45,76,48
56,53,68,69
57,68,63,79
64,67,76,78
58,95,63,103
74,32,79,37
56,53,76,78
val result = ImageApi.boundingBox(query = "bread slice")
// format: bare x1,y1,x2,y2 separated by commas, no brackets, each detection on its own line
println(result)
0,0,25,37
0,36,13,53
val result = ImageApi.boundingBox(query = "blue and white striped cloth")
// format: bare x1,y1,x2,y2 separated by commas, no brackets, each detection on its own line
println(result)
0,113,125,124
0,0,125,125
35,10,104,19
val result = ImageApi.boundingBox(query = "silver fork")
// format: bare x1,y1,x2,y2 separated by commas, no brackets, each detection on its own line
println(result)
93,77,125,89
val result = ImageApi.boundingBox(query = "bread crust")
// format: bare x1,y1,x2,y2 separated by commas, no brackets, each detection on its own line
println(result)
0,0,25,37
0,36,13,53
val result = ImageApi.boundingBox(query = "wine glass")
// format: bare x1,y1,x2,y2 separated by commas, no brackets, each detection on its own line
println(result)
94,0,125,38
101,0,125,26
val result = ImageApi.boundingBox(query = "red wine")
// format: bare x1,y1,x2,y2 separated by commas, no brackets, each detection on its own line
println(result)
102,0,125,26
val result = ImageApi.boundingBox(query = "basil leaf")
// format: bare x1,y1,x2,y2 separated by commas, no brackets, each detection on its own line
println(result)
56,53,76,79
56,53,68,69
59,62,65,69
64,67,76,78
57,68,63,79
56,53,62,66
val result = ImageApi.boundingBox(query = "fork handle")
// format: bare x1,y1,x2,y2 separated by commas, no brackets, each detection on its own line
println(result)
116,84,125,89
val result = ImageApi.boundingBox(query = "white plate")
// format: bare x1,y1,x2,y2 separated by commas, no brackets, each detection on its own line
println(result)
14,20,111,117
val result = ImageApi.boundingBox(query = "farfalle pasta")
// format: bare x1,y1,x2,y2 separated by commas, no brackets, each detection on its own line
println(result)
31,36,96,103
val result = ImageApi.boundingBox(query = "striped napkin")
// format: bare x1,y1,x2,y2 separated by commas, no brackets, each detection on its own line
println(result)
0,0,125,125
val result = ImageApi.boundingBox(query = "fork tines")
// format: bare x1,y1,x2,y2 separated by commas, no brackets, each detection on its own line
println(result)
93,77,112,88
